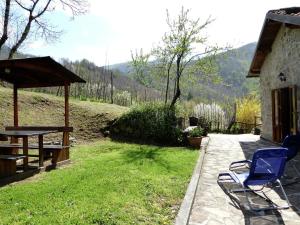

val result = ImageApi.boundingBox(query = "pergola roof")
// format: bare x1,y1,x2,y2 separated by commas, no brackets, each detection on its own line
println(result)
248,7,300,77
0,56,86,88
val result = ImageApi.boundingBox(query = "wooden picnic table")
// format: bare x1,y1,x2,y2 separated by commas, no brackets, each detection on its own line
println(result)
0,130,57,169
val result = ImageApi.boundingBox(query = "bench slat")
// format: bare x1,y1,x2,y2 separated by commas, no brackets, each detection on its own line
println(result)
5,126,73,132
0,155,27,160
0,144,69,150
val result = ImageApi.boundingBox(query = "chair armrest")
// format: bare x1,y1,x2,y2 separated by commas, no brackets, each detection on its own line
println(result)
229,160,252,171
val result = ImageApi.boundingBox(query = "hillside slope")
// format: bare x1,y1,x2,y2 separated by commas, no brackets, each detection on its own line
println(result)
110,42,258,102
0,87,128,143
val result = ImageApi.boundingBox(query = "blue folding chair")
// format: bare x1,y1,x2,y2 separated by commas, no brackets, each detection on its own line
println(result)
229,135,300,179
218,148,291,211
282,134,300,177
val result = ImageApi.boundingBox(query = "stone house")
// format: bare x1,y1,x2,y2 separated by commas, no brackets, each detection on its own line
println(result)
248,7,300,142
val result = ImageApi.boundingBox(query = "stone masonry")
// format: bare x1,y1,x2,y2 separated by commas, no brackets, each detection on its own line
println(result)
260,25,300,140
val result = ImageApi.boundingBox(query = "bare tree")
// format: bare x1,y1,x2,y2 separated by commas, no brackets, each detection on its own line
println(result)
0,0,11,50
0,0,89,58
110,71,114,104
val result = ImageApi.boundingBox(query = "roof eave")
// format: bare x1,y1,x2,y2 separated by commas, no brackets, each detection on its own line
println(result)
267,11,300,26
247,7,300,79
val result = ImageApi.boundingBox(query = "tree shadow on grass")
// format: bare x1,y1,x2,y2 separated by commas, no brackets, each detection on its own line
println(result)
110,135,186,148
109,137,198,152
121,146,173,171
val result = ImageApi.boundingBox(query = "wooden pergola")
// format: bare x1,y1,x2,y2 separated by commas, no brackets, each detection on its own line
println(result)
0,56,85,163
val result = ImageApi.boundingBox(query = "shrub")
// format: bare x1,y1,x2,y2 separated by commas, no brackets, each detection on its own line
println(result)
176,100,197,119
229,123,244,134
114,91,132,106
189,127,204,137
110,103,182,145
194,102,227,131
198,116,210,136
236,94,261,126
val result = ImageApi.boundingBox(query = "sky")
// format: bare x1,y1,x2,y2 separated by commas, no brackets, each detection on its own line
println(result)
22,0,300,67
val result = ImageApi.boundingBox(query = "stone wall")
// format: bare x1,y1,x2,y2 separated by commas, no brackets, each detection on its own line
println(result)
260,25,300,141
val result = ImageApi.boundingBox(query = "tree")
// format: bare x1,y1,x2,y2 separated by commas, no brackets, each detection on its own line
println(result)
130,49,150,86
152,46,176,104
155,7,223,108
130,48,150,101
0,0,88,58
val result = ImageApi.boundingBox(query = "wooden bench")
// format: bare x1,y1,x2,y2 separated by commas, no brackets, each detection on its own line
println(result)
0,135,8,141
0,144,69,150
0,155,26,178
0,143,70,163
5,126,73,163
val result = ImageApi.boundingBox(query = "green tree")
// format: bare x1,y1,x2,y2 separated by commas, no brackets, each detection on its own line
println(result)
130,48,151,101
130,48,150,86
155,7,223,107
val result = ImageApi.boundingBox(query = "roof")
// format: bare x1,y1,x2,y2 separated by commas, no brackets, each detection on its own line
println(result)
248,7,300,77
0,56,86,88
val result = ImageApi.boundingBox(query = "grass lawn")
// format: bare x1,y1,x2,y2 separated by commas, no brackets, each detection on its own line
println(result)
0,140,199,225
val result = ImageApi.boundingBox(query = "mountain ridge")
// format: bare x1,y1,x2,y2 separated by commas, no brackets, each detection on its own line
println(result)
0,42,259,105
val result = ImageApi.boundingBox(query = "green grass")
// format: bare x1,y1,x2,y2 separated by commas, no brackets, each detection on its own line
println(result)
0,140,198,225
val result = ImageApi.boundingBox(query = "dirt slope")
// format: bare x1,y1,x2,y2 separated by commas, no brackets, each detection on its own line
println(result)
0,87,128,143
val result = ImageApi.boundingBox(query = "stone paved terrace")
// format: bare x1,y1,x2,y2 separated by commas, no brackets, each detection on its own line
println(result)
188,134,300,225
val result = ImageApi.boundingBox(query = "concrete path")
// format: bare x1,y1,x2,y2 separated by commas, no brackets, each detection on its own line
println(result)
188,134,300,225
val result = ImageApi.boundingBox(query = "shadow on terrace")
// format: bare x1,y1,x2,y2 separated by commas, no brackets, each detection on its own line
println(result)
219,138,300,225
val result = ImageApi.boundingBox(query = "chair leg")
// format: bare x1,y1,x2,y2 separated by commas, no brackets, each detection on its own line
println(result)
277,179,292,208
218,173,291,211
230,182,291,211
247,180,291,211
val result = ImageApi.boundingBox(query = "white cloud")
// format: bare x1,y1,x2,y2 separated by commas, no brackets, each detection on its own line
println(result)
27,40,45,49
86,0,300,64
24,0,300,65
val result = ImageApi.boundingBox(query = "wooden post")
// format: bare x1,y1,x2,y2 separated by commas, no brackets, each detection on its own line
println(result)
38,135,44,167
12,86,18,149
23,136,28,171
62,84,70,161
13,85,18,127
65,84,69,127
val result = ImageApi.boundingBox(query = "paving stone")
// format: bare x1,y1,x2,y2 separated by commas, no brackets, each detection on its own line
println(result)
188,134,300,225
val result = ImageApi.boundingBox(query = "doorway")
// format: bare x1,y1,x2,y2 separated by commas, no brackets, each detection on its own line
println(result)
272,86,297,143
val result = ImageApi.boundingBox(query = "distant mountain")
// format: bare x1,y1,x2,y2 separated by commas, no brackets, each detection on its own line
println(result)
109,62,131,75
0,45,34,59
215,42,258,96
109,42,258,102
0,42,258,105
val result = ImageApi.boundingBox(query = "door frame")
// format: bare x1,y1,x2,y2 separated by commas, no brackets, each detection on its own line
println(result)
271,86,297,142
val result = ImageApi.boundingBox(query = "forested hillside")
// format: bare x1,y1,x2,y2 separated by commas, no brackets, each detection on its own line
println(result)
216,42,258,96
1,43,258,106
52,59,161,105
109,42,258,104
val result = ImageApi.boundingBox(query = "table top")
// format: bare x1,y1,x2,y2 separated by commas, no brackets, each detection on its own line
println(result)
0,130,56,137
